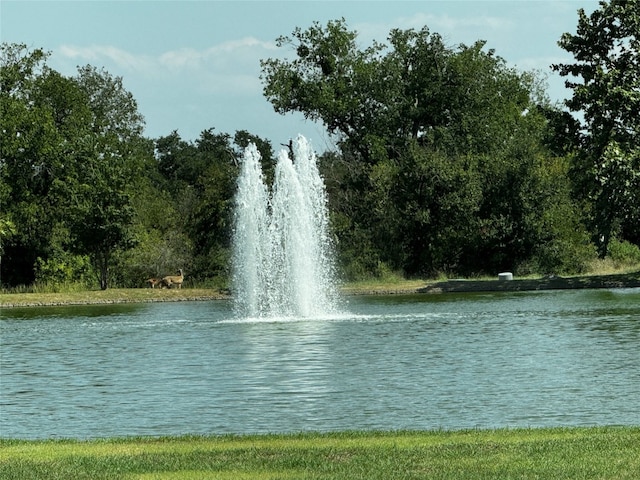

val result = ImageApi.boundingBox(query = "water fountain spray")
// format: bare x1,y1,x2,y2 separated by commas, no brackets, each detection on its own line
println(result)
232,135,339,318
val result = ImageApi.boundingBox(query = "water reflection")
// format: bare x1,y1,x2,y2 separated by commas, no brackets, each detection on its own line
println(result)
1,289,639,439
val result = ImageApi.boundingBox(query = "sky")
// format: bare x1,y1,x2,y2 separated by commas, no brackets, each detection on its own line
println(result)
1,0,599,151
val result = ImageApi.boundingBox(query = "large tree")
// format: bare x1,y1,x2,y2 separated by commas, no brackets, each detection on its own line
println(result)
0,44,73,285
67,65,148,289
552,0,640,255
1,45,149,289
262,20,576,277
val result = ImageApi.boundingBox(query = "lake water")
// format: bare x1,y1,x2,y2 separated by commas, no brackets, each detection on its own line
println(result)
1,288,639,439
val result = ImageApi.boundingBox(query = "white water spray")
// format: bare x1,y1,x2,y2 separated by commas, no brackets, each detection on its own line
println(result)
232,135,339,317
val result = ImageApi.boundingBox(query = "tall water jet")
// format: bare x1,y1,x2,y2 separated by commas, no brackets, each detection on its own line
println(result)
232,135,339,318
232,143,270,315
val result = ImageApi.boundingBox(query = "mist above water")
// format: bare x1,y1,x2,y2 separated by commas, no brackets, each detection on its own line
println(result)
232,135,339,318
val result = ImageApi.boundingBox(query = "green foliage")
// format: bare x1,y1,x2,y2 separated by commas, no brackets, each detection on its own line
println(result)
109,178,193,287
330,211,388,281
553,0,640,256
371,146,483,276
1,45,66,285
608,238,640,267
35,253,93,287
265,21,590,277
154,129,243,282
1,43,149,289
63,67,148,289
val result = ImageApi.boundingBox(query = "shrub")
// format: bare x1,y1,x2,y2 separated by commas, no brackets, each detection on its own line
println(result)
608,238,640,267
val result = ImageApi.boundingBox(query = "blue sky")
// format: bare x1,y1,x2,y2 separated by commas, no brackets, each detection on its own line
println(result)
2,1,598,150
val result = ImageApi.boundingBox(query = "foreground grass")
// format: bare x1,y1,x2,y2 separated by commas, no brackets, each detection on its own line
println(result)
1,427,638,479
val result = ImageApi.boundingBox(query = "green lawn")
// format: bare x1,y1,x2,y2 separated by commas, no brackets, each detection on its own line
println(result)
1,427,638,479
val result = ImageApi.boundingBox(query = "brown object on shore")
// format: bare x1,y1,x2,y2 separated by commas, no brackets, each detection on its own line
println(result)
161,269,184,289
146,278,162,289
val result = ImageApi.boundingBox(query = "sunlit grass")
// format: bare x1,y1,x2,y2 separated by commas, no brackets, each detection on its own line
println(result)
0,287,227,307
585,257,640,276
340,277,426,294
1,428,638,479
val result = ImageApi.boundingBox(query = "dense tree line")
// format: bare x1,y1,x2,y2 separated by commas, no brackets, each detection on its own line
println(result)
1,0,638,289
0,43,275,289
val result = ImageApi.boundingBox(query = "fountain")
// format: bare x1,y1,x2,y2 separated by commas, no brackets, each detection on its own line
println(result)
232,135,339,318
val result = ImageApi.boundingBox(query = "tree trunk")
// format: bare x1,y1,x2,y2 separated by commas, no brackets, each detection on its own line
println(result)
93,250,110,290
100,266,108,290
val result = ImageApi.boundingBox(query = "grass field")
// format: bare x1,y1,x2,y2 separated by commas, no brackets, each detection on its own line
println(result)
1,427,638,479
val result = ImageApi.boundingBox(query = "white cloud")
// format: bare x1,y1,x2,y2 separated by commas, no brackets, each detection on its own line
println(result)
58,45,154,73
158,48,202,70
398,12,514,33
56,37,276,98
199,72,263,96
58,37,276,74
354,11,514,47
158,37,276,71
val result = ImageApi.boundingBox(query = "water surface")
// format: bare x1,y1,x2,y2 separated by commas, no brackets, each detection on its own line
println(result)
1,288,638,439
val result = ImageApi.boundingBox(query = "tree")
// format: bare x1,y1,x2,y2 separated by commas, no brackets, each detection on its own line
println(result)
234,130,276,187
0,43,47,97
153,129,274,283
262,20,565,277
1,45,149,289
0,43,75,285
0,218,16,286
187,129,237,280
66,66,148,289
261,19,388,163
552,0,640,256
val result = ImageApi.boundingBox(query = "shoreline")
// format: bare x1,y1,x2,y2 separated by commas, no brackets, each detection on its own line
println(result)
340,271,640,296
1,271,639,308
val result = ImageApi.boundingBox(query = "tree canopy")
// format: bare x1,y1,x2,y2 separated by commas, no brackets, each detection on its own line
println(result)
2,4,639,289
262,20,593,277
1,45,151,289
553,0,640,256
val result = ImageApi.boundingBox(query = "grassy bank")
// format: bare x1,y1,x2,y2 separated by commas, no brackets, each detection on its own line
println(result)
1,269,639,307
1,427,638,479
0,287,228,308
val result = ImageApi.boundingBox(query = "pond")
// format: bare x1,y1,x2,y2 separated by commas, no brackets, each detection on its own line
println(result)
1,288,639,439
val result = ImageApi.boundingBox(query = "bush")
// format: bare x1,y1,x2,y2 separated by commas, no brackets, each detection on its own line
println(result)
35,252,94,287
608,238,640,267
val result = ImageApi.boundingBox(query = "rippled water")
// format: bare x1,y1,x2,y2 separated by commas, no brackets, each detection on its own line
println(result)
1,289,639,439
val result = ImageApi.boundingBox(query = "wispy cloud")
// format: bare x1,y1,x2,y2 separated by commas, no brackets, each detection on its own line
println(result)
55,37,279,100
158,37,277,71
58,45,155,73
354,11,514,47
398,12,514,33
60,37,275,72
